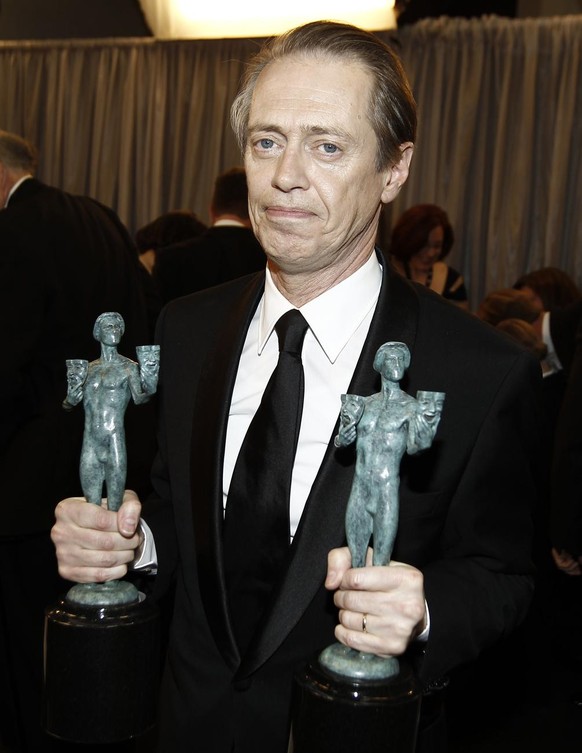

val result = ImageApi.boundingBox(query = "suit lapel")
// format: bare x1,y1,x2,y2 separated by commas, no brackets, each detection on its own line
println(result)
191,274,265,670
238,254,420,677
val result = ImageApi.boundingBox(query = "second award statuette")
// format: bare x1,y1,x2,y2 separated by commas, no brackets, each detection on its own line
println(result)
293,341,445,753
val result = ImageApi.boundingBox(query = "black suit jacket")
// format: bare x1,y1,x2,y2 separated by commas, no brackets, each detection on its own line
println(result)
0,178,153,535
550,303,582,556
146,255,541,752
153,224,265,304
549,298,582,373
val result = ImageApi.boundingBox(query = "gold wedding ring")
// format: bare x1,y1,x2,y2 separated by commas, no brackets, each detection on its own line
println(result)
362,613,368,633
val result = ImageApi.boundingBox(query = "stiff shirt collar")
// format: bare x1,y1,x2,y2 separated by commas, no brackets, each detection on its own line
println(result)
542,310,563,374
5,174,33,207
212,218,246,228
258,251,382,363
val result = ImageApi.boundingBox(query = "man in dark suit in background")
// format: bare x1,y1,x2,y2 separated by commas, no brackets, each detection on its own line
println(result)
52,22,540,753
549,300,582,573
153,166,264,303
547,299,582,375
548,307,582,710
0,130,154,752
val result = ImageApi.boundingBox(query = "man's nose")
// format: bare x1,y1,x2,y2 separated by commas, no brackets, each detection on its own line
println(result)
272,145,310,192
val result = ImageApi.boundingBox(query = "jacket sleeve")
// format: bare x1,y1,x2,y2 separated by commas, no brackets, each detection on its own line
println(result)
550,325,582,557
419,350,541,683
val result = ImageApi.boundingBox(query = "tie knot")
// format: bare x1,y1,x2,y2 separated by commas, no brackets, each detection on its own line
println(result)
275,309,308,355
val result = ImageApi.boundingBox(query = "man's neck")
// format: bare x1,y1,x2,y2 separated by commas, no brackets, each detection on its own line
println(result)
268,247,376,308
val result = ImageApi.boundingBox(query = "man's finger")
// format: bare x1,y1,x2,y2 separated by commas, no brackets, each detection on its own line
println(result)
117,490,142,537
325,547,352,589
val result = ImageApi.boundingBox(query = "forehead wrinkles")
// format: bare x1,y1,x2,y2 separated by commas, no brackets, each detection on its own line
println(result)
249,58,373,127
249,94,357,130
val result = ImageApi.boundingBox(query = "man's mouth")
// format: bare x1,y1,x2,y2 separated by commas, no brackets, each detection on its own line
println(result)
265,206,314,221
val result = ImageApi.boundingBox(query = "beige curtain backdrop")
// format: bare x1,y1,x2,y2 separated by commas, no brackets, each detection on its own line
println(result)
388,15,582,307
1,15,581,308
0,36,261,231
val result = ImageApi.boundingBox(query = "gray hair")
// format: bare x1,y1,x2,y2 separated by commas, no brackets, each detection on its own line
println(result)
230,21,416,171
0,130,38,173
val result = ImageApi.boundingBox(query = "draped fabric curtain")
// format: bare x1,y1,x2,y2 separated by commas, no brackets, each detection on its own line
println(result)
1,16,581,308
388,15,582,307
0,36,261,231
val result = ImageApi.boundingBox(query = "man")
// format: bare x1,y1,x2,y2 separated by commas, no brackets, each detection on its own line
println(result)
550,306,582,574
134,210,207,334
153,166,265,303
135,210,207,275
0,130,153,752
52,22,541,753
506,295,582,575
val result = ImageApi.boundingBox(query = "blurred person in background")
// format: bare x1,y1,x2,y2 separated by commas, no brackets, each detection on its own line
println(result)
135,210,207,275
477,288,542,327
135,210,207,335
388,203,469,310
0,129,153,752
154,167,264,304
513,266,581,312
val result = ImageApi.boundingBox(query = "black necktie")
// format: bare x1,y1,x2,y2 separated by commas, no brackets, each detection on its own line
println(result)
223,309,309,653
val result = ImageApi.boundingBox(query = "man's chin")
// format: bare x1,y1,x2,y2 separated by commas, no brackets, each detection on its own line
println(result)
261,234,314,264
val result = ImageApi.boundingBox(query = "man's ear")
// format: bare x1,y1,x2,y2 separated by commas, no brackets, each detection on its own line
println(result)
381,143,414,205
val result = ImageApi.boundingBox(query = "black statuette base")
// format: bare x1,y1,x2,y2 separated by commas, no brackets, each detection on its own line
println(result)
43,594,160,744
292,654,421,753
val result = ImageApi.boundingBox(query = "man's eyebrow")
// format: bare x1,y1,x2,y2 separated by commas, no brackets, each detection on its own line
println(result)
247,122,354,142
301,125,353,142
247,122,280,135
248,123,278,131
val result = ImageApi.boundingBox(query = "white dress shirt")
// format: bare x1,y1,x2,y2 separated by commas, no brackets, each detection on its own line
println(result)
137,252,381,561
223,252,382,538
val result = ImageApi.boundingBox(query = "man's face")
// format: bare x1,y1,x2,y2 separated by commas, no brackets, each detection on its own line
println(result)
244,56,411,284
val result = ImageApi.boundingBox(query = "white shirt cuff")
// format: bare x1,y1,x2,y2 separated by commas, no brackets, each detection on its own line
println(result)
543,311,563,373
416,599,430,642
131,519,158,573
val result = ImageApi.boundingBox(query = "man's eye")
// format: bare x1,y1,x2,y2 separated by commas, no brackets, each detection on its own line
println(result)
321,143,339,154
258,138,274,149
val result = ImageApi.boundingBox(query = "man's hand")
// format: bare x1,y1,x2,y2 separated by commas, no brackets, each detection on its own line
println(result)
51,490,143,583
325,547,427,657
